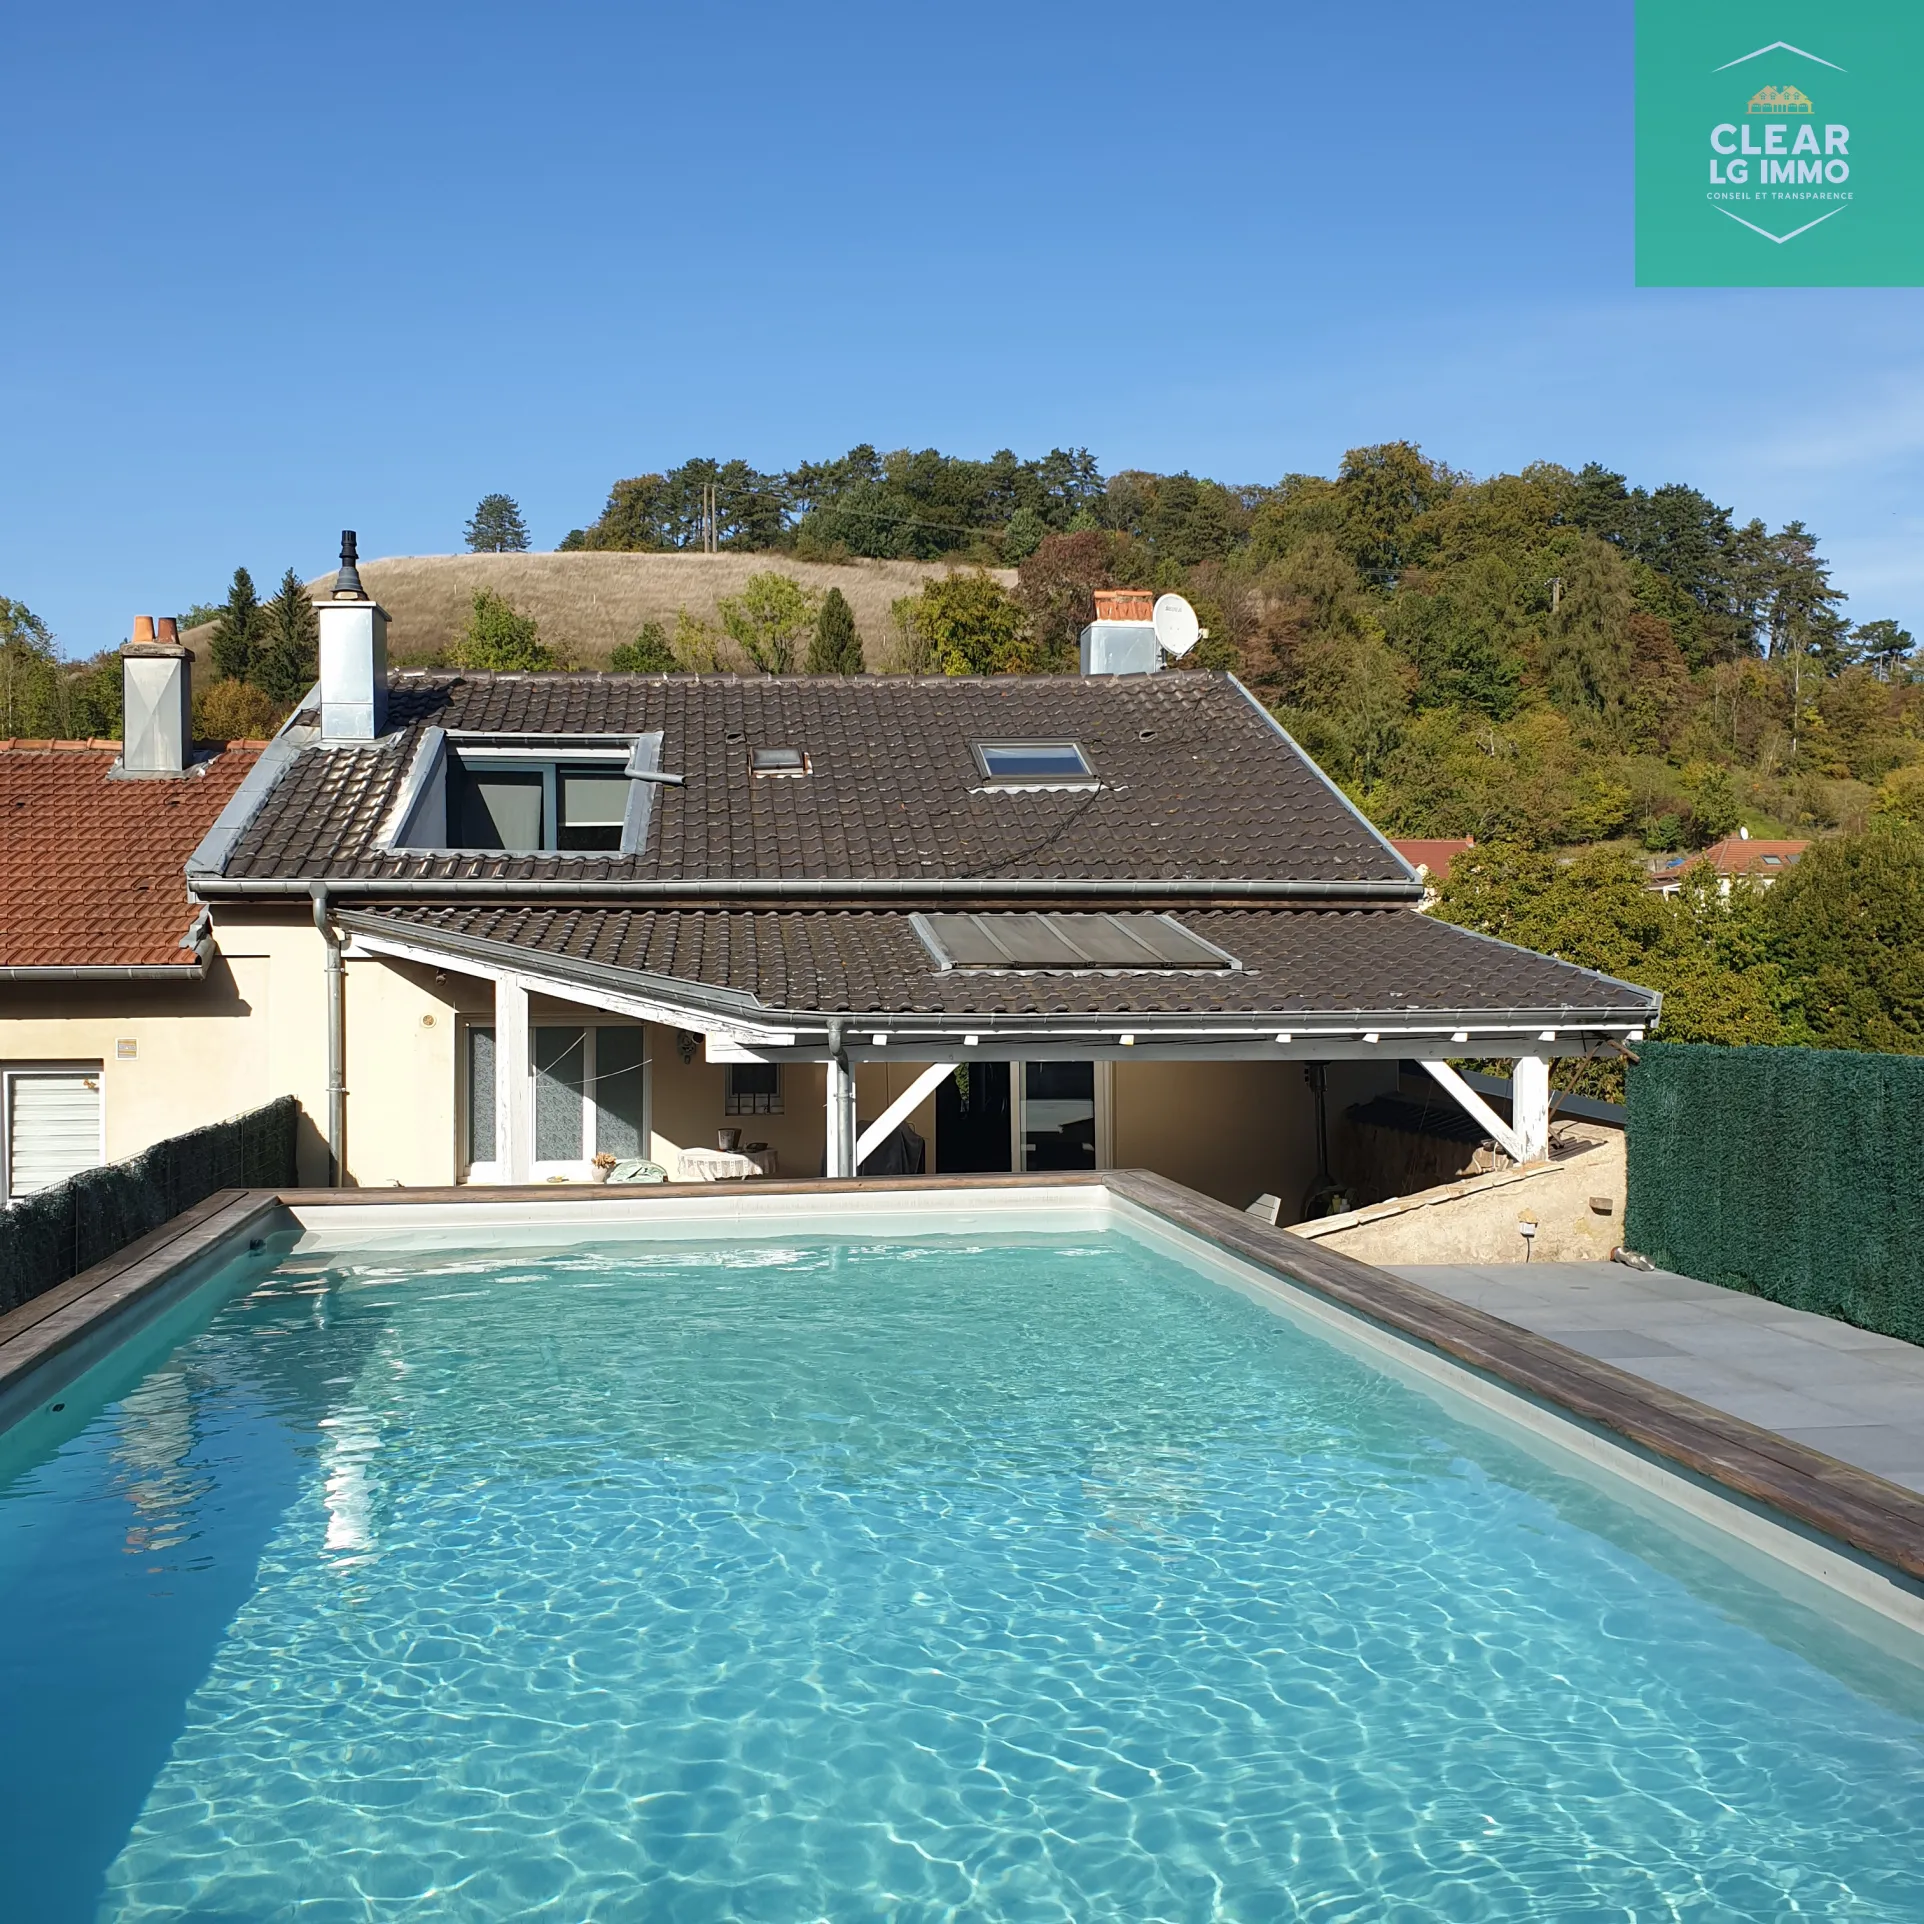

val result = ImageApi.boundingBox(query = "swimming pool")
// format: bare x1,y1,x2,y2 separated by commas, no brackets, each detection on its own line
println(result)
4,1200,1923,1919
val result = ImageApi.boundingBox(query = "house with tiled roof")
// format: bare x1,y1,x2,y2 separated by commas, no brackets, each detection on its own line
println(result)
43,533,1639,1212
1648,833,1809,897
0,636,264,1200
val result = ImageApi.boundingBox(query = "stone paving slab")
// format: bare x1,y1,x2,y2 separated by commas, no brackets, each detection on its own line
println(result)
1392,1261,1924,1496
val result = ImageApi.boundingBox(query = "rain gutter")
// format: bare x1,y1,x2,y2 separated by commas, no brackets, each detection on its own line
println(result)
191,875,1423,904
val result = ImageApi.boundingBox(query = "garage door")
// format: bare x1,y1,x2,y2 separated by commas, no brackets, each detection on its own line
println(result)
6,1072,103,1200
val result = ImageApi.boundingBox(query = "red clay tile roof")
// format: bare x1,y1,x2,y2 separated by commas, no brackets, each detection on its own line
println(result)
1390,837,1473,878
1705,836,1808,875
0,741,262,968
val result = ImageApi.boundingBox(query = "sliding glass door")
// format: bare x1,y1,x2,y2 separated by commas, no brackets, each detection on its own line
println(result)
464,1022,646,1179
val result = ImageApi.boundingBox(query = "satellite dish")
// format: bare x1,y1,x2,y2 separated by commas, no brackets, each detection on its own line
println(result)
1152,593,1200,657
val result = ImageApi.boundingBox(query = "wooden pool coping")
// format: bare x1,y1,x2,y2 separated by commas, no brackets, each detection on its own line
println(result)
3,1169,1921,1588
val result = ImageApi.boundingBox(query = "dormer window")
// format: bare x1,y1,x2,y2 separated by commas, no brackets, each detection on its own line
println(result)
751,746,809,777
973,741,1094,786
384,730,665,857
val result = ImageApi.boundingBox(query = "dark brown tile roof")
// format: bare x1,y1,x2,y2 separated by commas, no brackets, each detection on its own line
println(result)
219,673,1409,884
345,903,1657,1024
0,742,263,968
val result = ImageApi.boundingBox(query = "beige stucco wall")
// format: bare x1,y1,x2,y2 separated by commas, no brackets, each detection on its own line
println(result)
0,962,274,1169
1289,1132,1626,1266
1112,1058,1397,1213
3,910,1405,1207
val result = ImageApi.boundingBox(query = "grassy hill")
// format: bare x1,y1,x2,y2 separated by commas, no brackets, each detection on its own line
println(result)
183,552,1013,670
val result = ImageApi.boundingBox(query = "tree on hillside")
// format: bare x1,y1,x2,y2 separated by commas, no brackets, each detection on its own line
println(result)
891,573,1035,677
209,567,261,685
1,597,58,736
1763,822,1924,1054
717,572,821,675
1016,531,1114,662
255,569,321,704
1331,443,1458,584
805,588,864,675
1762,522,1851,740
1540,535,1636,723
1434,841,1786,1096
609,621,679,673
562,460,787,552
1853,618,1916,680
452,589,553,671
466,494,531,553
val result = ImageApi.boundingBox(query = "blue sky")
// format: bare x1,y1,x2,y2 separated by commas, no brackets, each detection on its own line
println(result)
4,0,1920,654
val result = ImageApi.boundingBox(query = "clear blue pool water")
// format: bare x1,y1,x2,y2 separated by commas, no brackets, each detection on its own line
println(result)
2,1229,1922,1921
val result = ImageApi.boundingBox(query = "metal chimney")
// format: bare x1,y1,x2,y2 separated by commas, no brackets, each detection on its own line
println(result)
318,529,389,740
121,622,192,774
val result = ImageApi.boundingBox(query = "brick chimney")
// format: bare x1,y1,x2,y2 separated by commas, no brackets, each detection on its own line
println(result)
121,618,191,775
317,530,388,741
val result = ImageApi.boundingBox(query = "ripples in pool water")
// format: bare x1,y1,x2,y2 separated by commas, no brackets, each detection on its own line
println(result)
2,1231,1922,1921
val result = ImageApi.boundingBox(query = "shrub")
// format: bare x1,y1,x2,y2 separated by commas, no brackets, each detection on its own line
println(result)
451,589,553,672
717,573,821,675
609,621,678,673
195,678,283,741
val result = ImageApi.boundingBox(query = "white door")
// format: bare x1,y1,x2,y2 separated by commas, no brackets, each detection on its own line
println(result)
6,1071,103,1199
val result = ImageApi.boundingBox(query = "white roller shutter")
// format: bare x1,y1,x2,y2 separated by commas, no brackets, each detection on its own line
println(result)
7,1072,103,1199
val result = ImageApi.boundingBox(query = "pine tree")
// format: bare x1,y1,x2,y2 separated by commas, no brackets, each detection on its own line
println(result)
254,568,320,704
465,493,532,553
805,587,864,674
209,567,261,684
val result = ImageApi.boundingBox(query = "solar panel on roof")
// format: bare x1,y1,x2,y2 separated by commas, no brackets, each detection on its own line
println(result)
916,912,1235,971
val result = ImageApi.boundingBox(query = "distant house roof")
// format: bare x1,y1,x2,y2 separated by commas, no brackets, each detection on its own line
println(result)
1650,836,1810,887
0,740,262,974
1389,837,1473,880
201,673,1414,889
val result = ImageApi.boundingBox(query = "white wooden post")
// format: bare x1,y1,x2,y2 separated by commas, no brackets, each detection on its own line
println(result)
1512,1054,1551,1164
855,1063,955,1168
494,974,532,1184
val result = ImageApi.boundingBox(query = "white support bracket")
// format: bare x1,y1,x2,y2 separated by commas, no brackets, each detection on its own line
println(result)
855,1063,956,1169
1420,1058,1532,1165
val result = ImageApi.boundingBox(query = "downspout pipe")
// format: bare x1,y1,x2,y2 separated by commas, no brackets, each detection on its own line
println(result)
312,883,345,1185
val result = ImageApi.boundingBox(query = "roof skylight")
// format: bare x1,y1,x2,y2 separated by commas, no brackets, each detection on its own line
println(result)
751,746,809,776
972,741,1093,785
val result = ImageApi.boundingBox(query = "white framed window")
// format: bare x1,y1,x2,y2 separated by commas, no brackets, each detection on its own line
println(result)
725,1063,783,1115
2,1064,105,1203
1011,1061,1112,1173
462,1022,648,1180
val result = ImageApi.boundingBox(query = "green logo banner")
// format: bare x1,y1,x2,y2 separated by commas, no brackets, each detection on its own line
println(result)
1636,2,1924,285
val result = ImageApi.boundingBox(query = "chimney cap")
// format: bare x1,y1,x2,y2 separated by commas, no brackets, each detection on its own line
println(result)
332,529,367,600
1092,588,1156,622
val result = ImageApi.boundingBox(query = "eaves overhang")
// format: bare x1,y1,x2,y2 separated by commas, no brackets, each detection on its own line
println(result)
335,910,1658,1060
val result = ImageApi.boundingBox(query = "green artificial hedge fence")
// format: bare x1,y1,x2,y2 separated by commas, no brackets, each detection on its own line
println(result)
0,1096,298,1315
1625,1041,1924,1344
